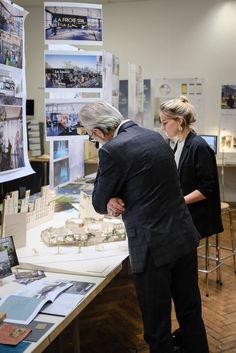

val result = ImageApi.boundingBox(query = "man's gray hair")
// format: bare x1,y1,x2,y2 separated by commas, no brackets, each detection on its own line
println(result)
80,101,125,133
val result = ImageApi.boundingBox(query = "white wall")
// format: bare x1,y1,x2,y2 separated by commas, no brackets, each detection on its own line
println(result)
22,0,236,201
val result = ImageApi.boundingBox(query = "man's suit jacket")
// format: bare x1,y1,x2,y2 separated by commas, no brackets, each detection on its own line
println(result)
176,131,223,237
92,121,200,273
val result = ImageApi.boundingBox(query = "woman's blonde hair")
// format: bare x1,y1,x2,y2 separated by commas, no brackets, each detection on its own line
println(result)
159,95,197,128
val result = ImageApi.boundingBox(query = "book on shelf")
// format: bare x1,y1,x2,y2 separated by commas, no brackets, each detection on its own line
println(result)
30,149,42,157
29,143,41,151
28,137,40,144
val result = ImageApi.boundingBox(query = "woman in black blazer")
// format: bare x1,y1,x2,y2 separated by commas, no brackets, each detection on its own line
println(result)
159,95,223,238
159,95,223,350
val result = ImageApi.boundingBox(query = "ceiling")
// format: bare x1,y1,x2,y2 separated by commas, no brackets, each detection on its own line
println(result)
16,0,149,8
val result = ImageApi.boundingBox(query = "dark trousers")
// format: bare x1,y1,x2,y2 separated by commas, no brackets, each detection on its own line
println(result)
133,249,209,353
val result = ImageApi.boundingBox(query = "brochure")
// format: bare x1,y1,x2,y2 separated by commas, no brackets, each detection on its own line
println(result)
40,280,95,316
0,278,73,325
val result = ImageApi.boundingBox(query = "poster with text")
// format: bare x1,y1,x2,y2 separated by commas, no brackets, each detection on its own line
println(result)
154,78,205,133
45,2,103,46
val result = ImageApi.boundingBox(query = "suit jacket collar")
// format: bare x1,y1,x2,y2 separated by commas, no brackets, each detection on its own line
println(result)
178,131,196,172
117,120,137,134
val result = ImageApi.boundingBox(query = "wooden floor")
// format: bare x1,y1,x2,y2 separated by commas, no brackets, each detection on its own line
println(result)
44,210,236,353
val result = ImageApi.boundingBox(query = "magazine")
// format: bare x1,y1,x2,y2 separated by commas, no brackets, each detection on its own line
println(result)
40,280,95,316
0,278,73,325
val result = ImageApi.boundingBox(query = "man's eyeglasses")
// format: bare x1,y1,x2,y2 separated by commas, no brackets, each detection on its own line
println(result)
88,131,99,149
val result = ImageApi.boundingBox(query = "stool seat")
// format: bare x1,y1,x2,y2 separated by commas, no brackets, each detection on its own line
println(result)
221,202,230,210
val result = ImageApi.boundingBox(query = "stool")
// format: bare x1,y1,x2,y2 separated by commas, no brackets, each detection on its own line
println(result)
198,202,236,296
219,202,236,272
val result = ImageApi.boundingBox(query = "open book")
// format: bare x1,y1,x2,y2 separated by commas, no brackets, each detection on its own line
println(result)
0,278,73,325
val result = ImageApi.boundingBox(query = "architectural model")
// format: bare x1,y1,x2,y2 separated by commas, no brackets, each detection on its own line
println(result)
41,189,126,247
41,217,126,248
1,186,55,236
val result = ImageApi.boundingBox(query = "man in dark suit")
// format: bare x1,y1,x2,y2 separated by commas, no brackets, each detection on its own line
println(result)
80,101,209,353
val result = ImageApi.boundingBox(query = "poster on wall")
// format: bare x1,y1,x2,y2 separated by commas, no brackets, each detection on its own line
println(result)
119,79,151,124
45,50,103,94
50,137,85,187
128,63,144,126
219,85,236,153
0,0,34,182
154,78,205,133
103,51,119,109
45,99,89,138
44,2,103,46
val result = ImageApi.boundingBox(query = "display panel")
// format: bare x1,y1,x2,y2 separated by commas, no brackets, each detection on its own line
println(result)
44,2,103,46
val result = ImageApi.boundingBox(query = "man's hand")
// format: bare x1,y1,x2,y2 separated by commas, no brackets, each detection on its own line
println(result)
107,197,125,217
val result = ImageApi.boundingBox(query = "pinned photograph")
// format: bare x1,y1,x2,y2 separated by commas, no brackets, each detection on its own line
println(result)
221,85,236,109
0,0,24,38
45,51,103,92
45,2,103,46
45,100,87,137
0,64,23,106
0,30,23,69
0,105,25,172
53,158,70,187
53,140,69,159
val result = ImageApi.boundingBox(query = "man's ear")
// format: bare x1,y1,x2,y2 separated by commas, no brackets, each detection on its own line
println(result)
93,128,105,138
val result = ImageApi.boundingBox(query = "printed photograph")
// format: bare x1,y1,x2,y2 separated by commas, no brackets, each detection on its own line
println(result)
53,158,70,187
0,235,19,268
45,101,86,137
0,1,24,38
0,30,23,69
221,85,236,109
45,2,102,45
45,51,103,90
53,140,69,159
0,64,23,104
220,131,236,152
0,105,25,172
65,281,95,295
0,250,12,278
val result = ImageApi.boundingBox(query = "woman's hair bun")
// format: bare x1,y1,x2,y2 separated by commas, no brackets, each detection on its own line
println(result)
179,95,189,104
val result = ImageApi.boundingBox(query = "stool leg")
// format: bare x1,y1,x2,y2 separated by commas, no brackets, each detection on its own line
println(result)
228,209,236,273
205,237,209,297
216,233,222,285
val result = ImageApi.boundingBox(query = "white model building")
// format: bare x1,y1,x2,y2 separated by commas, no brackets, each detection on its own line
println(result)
78,189,103,221
40,190,126,247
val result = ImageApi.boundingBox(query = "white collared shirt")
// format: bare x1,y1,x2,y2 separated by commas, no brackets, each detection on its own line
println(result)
113,119,131,137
